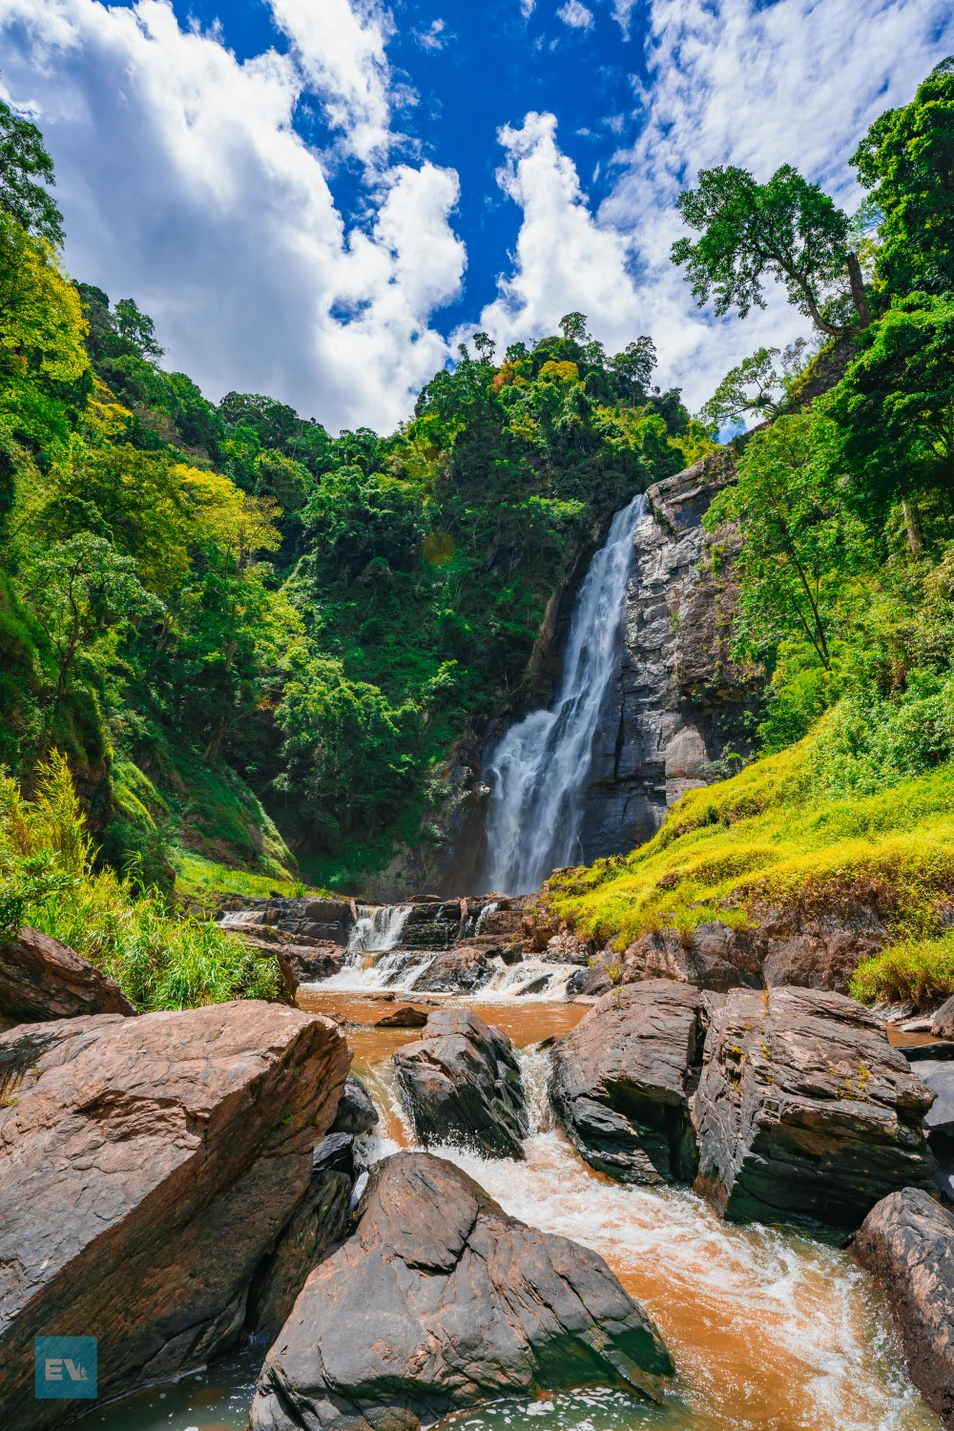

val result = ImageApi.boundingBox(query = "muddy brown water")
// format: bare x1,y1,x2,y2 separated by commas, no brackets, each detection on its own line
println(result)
88,992,940,1431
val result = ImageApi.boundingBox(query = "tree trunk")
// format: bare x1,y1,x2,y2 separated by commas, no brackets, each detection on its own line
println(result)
902,499,923,558
846,252,871,329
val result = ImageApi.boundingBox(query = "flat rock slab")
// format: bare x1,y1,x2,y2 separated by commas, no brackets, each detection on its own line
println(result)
0,1000,349,1429
854,1188,954,1428
393,1007,528,1158
693,986,937,1229
0,926,135,1023
549,980,707,1184
248,1151,673,1431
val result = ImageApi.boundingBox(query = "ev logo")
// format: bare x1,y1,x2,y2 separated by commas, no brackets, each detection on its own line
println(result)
34,1337,98,1399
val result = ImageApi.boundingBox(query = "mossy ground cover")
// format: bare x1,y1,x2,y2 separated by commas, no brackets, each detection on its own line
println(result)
546,737,954,1007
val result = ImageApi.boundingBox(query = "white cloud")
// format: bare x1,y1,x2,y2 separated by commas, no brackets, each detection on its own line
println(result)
0,0,465,432
472,113,655,356
268,0,394,167
557,1,594,29
476,0,954,413
414,18,447,52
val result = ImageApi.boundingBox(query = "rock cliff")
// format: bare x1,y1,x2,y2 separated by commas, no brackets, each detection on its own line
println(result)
577,449,760,863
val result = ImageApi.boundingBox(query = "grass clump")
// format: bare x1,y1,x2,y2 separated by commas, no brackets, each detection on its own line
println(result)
850,933,954,1011
0,753,281,1010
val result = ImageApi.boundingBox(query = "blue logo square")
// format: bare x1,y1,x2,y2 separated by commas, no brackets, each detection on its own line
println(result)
35,1337,98,1399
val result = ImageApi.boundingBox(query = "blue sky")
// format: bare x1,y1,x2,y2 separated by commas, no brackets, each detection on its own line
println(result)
1,0,953,432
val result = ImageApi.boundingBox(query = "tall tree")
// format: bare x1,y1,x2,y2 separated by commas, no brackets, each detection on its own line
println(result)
0,101,64,247
671,164,870,336
851,58,954,299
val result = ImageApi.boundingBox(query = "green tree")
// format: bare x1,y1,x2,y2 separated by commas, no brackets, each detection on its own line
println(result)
829,295,954,522
700,339,811,429
852,58,954,298
705,410,870,670
23,532,161,698
0,101,64,246
671,164,870,336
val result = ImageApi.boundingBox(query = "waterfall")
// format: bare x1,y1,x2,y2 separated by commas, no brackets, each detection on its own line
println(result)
347,904,413,952
481,493,645,895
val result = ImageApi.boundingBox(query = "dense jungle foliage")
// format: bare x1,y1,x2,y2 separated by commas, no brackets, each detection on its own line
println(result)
2,58,954,1007
0,100,698,899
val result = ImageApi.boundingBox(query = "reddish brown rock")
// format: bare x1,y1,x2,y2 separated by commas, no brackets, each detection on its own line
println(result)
247,1152,673,1431
693,986,937,1229
854,1188,954,1428
374,1004,429,1027
410,943,494,993
0,926,135,1023
0,1000,349,1430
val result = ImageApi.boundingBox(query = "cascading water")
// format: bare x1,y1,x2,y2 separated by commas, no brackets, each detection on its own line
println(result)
313,904,431,992
481,493,645,895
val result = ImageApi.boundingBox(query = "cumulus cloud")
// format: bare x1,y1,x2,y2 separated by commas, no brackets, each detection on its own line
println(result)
0,0,465,432
473,112,658,356
478,0,954,411
557,1,594,29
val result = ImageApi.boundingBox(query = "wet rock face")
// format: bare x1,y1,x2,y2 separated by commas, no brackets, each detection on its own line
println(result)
853,1188,954,1428
0,926,136,1023
576,453,760,865
393,1007,529,1159
410,942,494,992
0,1001,349,1429
247,1151,673,1431
692,986,937,1229
330,1074,379,1136
549,980,708,1184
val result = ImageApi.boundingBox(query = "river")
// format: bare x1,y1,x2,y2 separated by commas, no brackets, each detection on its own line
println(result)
86,990,940,1431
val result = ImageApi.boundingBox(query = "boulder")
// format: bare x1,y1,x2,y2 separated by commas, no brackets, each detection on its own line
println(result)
917,1060,954,1201
410,943,493,992
0,1000,349,1429
375,1004,429,1028
853,1188,954,1428
0,926,135,1024
549,980,706,1184
393,1007,528,1158
330,1074,379,1137
932,995,954,1040
693,986,937,1229
247,1152,673,1431
277,943,345,992
759,926,884,995
247,1135,355,1338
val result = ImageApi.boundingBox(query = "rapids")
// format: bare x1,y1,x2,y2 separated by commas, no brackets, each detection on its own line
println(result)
92,992,941,1431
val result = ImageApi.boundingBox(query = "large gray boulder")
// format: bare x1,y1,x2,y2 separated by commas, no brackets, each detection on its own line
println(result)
549,980,707,1184
0,1001,349,1429
854,1188,954,1428
0,926,135,1024
247,1152,673,1431
932,994,954,1040
692,986,937,1229
393,1007,528,1159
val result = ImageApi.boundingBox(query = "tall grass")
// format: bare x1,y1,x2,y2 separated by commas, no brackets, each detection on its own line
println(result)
0,753,281,1011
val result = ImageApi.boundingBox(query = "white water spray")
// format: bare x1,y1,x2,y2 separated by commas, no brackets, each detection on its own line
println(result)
481,494,645,895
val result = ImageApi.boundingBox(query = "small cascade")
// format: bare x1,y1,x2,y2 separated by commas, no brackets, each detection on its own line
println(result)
347,903,413,951
219,908,267,928
479,957,578,1001
481,493,646,895
310,903,432,992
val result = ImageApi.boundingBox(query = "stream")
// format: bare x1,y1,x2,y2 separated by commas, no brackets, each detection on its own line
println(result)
87,991,940,1431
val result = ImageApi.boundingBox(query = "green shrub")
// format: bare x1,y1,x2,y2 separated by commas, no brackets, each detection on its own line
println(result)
851,934,954,1010
0,752,280,1010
